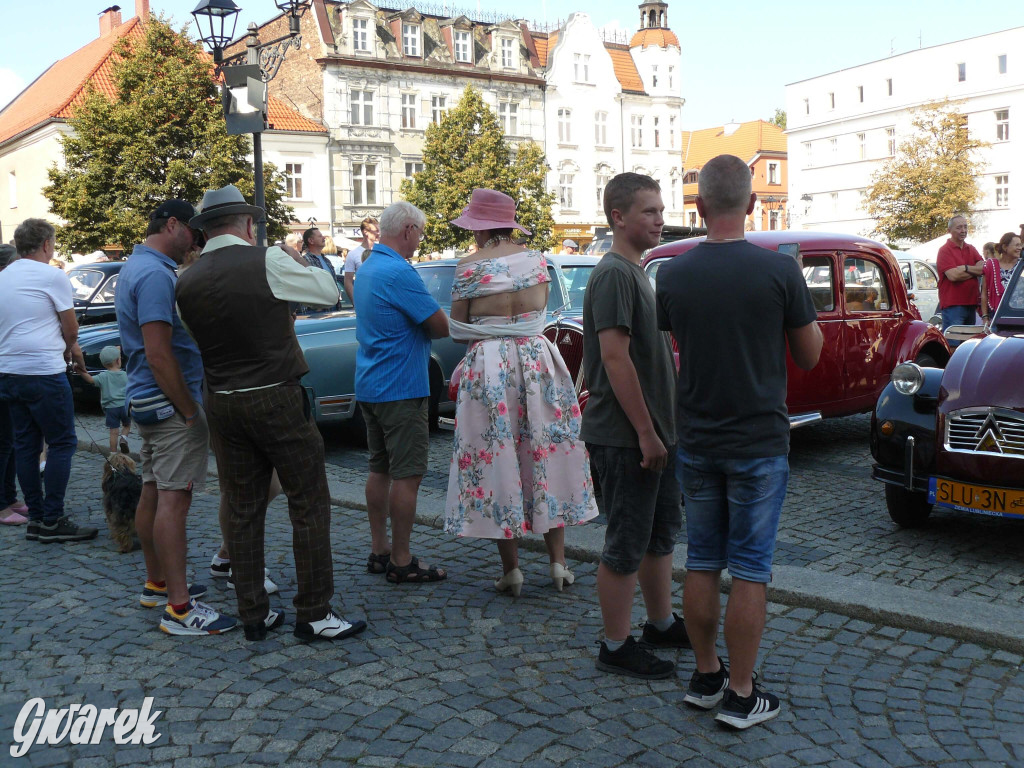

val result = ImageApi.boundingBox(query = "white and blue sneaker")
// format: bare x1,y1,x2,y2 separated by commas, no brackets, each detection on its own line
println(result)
140,582,208,608
160,599,237,636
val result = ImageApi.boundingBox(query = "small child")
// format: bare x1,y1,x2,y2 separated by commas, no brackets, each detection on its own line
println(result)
76,346,130,454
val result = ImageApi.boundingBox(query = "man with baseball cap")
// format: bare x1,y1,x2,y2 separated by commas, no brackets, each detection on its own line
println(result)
176,185,366,643
117,198,235,636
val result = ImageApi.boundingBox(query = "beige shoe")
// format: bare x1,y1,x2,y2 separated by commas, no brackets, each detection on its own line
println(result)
550,562,575,592
494,567,524,597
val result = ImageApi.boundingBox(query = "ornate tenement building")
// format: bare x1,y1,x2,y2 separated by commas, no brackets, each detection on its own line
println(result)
234,0,684,247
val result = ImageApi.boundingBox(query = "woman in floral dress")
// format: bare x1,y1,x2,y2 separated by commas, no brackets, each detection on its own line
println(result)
444,189,598,596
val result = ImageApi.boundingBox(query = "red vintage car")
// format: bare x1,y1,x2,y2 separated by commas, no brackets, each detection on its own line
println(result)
871,259,1024,526
642,231,952,427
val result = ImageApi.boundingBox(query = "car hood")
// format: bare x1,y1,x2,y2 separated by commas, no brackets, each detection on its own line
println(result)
294,310,357,337
940,332,1024,412
78,321,121,347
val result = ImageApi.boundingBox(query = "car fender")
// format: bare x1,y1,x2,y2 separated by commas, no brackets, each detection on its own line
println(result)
893,320,951,366
870,367,943,481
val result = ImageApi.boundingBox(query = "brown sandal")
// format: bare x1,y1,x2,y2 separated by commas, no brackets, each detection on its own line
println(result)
367,552,390,574
385,556,447,584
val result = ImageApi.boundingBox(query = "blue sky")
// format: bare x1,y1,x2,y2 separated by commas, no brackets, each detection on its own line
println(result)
0,0,1016,127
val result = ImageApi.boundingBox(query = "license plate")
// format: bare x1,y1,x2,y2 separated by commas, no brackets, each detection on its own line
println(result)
928,477,1024,519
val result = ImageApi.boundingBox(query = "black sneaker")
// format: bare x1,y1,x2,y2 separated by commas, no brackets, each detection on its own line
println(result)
596,636,675,680
715,684,781,730
37,516,99,543
640,612,692,648
684,657,730,710
25,521,41,541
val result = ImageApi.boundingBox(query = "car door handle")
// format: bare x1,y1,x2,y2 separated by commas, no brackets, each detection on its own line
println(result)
892,311,904,318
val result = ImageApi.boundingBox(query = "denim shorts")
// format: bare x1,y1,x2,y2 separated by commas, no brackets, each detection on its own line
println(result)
589,444,682,575
676,450,788,583
104,405,130,429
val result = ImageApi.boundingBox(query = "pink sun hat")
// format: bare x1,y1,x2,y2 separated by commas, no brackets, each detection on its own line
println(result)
450,189,531,234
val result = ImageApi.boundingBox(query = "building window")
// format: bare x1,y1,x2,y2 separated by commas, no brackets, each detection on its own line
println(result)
829,92,835,109
596,169,610,207
501,37,515,68
668,66,675,89
886,78,893,96
886,128,896,156
431,95,447,124
350,90,373,125
770,210,779,231
631,114,643,148
401,94,417,129
804,142,812,168
957,62,966,82
558,108,572,143
767,161,779,185
352,163,377,205
996,109,1009,141
830,192,838,215
653,116,660,148
559,173,574,210
352,18,369,52
669,116,676,149
995,175,1009,208
404,161,423,179
595,111,608,145
857,133,866,160
402,23,420,56
284,163,303,199
7,171,15,208
998,54,1007,74
670,176,678,209
651,65,658,88
454,30,471,63
803,98,809,115
498,102,518,135
688,211,697,227
684,171,698,183
573,53,590,82
830,137,837,156
858,85,864,103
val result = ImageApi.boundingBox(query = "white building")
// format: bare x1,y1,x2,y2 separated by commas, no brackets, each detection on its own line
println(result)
785,27,1024,243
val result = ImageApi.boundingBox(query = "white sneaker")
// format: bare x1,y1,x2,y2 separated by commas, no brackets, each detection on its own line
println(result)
294,609,367,641
226,568,278,595
243,607,285,641
160,599,237,636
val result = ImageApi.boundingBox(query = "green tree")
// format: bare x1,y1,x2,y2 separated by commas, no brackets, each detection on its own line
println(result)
865,100,987,243
401,86,555,252
770,107,786,130
45,16,293,253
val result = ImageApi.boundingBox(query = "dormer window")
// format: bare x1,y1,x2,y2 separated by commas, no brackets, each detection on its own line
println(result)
501,37,515,68
352,17,370,52
454,30,472,63
403,22,420,56
574,53,590,83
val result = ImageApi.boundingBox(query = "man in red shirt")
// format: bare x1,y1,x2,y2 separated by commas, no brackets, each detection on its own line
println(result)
936,215,983,330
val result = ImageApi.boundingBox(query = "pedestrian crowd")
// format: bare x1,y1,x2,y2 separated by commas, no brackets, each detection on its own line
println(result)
0,155,828,731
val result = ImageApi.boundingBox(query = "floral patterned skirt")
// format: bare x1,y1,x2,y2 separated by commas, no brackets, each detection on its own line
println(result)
444,334,598,539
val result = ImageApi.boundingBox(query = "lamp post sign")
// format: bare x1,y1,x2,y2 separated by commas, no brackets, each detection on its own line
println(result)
222,64,266,137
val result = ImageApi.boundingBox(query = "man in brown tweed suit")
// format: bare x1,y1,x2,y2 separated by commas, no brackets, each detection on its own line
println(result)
176,185,367,643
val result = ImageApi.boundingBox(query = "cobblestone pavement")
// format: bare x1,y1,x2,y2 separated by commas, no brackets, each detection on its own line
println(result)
2,449,1024,767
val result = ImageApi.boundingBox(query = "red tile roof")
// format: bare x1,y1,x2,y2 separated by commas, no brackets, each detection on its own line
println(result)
629,28,679,48
681,120,787,170
532,33,645,94
0,16,324,147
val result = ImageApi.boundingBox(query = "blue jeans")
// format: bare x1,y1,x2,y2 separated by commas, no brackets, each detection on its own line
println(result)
0,402,16,508
940,305,976,332
676,450,789,583
0,374,78,523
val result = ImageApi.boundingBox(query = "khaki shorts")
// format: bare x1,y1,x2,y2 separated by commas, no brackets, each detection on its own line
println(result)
136,408,210,492
359,397,428,479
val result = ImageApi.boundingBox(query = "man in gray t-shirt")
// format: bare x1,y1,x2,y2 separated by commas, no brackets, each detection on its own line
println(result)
581,173,688,682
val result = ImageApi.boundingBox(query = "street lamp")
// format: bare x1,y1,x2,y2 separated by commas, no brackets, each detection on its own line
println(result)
193,0,310,245
762,195,785,231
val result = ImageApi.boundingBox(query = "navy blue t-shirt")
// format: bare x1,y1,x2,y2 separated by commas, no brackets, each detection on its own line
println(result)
655,240,817,458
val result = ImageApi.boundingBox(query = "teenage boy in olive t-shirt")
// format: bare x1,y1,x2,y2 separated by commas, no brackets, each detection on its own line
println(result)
581,173,689,681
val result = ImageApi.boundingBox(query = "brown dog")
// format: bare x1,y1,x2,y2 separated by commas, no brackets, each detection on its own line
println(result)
102,453,142,552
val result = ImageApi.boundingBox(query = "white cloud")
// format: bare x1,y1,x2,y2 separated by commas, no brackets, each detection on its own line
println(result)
0,69,27,112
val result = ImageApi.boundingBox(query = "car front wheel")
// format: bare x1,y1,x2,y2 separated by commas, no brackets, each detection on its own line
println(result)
884,484,932,527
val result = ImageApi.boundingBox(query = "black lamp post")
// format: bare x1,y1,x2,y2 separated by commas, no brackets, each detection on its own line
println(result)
192,0,310,245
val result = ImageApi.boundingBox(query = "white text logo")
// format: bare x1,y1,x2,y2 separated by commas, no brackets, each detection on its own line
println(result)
10,697,162,757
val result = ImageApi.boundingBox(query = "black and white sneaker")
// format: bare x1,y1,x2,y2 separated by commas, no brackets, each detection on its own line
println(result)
596,636,675,680
715,685,781,730
294,609,367,641
684,657,730,710
243,607,285,641
209,555,231,578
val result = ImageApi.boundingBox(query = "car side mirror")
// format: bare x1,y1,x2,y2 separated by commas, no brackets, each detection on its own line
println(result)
908,292,916,300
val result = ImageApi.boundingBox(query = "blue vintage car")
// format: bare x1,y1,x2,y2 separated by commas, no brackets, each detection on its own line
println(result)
73,254,598,429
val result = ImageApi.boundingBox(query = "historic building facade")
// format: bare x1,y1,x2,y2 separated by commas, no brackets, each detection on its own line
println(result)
785,27,1024,241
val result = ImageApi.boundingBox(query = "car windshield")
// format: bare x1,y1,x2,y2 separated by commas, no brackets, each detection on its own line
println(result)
67,269,104,300
1002,262,1024,319
417,265,455,310
560,265,593,310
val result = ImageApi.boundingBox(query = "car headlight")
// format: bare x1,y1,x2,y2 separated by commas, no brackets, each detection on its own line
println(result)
891,362,924,395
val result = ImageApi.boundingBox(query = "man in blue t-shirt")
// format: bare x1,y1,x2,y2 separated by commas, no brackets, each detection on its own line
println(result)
354,201,450,585
117,199,235,637
656,155,822,730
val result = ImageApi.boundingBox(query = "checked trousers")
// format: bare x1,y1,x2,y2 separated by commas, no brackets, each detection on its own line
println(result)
207,382,333,625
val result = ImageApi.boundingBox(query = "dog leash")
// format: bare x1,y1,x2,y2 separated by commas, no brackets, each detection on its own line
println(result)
73,412,124,473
